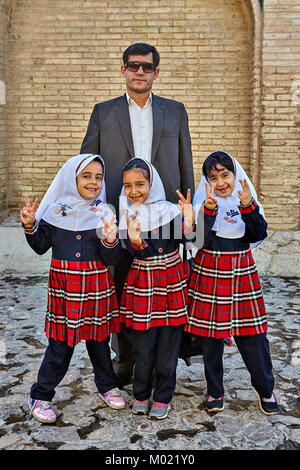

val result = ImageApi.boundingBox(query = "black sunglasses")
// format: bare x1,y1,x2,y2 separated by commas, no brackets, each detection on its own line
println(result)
125,61,156,73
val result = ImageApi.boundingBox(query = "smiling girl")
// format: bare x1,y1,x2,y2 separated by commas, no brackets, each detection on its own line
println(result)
185,151,278,416
118,158,191,420
20,154,125,424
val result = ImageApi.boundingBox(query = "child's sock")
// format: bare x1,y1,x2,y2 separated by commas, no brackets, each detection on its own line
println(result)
208,395,222,402
261,393,276,403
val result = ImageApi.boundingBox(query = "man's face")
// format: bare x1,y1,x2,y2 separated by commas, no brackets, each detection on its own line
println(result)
121,52,159,94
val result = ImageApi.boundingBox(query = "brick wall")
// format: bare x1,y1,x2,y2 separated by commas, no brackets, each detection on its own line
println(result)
6,0,253,214
261,0,300,229
0,0,10,220
1,0,299,231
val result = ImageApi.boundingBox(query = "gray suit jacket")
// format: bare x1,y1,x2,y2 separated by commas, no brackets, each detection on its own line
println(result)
80,93,195,211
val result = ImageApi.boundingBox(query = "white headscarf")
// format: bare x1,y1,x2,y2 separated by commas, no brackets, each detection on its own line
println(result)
35,154,114,231
119,158,181,233
193,151,265,246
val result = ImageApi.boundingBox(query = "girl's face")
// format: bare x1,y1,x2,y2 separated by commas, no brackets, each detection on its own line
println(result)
76,160,103,199
207,164,235,198
123,168,150,204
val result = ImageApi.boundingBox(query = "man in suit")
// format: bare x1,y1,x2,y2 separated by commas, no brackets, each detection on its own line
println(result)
80,42,194,385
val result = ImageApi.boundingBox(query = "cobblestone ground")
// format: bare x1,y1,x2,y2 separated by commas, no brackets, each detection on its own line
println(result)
0,274,299,451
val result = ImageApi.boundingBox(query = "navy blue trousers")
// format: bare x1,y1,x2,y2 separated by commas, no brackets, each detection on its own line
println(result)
201,332,275,399
30,337,118,401
130,326,182,404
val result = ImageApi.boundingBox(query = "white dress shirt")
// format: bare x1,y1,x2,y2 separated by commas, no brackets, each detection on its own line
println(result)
126,92,153,162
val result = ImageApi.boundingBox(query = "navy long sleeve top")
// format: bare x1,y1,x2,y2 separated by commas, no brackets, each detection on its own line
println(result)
24,219,122,266
194,199,268,251
120,214,192,259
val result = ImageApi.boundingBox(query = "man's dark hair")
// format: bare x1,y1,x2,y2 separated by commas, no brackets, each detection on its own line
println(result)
202,151,235,178
122,43,160,68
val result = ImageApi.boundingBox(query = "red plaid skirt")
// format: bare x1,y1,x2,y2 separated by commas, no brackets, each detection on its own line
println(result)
185,248,267,338
120,249,188,330
45,259,120,347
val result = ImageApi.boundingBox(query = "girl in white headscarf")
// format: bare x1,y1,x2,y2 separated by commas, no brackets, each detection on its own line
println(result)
118,157,191,420
185,151,278,416
20,154,125,424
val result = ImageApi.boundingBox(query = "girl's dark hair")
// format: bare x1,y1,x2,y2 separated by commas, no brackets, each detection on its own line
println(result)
122,158,150,181
202,151,235,178
93,156,104,172
122,43,160,68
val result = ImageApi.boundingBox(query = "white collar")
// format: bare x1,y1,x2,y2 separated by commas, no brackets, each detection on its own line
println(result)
126,91,152,109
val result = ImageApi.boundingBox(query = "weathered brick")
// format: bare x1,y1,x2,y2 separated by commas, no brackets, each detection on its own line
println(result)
0,0,298,230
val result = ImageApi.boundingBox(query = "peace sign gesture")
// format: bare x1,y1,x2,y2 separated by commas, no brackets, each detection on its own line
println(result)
238,179,252,207
101,215,118,243
204,182,217,210
176,189,195,227
20,194,39,227
125,210,142,246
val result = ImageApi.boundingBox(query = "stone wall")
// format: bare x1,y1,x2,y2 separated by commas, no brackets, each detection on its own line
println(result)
252,229,300,277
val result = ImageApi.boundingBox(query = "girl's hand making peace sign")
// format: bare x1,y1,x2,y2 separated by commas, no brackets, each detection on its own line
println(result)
176,189,195,227
125,210,143,247
101,215,118,243
20,194,39,228
238,179,252,207
204,182,217,210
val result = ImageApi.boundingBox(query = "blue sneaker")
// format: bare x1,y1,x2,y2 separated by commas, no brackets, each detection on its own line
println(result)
255,390,279,415
205,395,224,413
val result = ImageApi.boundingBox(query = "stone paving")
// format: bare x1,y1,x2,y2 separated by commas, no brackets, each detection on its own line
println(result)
0,274,299,451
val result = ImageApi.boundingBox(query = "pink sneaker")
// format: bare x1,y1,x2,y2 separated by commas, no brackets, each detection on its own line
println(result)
99,387,125,410
132,399,150,415
148,401,171,419
28,398,57,424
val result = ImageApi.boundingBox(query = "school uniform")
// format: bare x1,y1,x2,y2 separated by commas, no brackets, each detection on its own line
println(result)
120,216,188,331
188,199,268,339
185,153,275,400
24,220,120,347
25,154,121,401
119,158,189,404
